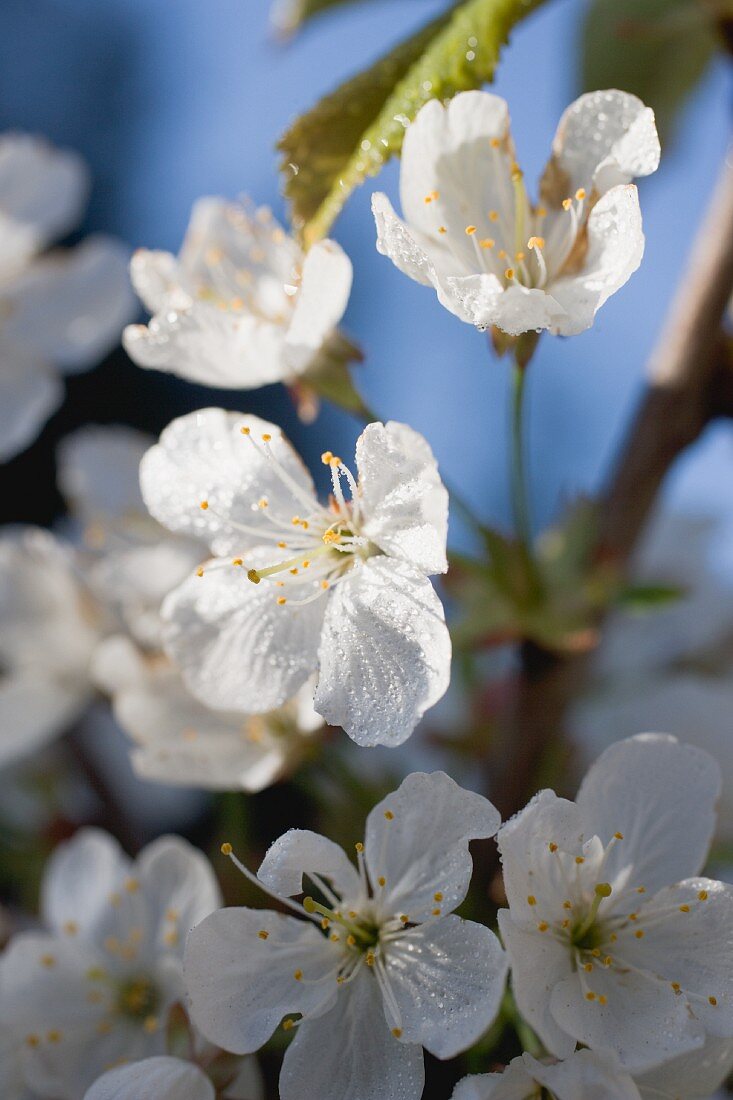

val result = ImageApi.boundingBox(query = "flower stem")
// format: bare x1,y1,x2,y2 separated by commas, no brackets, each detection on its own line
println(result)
510,356,533,557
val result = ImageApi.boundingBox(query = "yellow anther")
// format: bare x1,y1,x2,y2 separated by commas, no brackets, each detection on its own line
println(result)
346,935,356,947
479,238,494,249
277,597,287,606
258,930,270,941
366,953,375,967
537,921,549,932
438,226,447,234
247,569,260,584
41,954,56,968
221,842,233,855
698,890,709,901
321,451,334,465
527,895,537,906
278,540,287,548
679,904,690,913
671,982,681,992
164,930,179,946
465,225,477,236
240,426,251,435
603,956,612,967
384,810,394,820
378,876,386,887
63,921,78,936
432,908,441,916
504,268,515,280
262,433,272,442
561,919,570,929
614,832,624,840
124,878,138,896
584,963,593,973
26,1034,40,1048
97,1020,113,1035
591,949,601,958
610,933,618,943
47,1030,62,1043
575,188,586,201
321,581,329,589
258,498,268,509
289,568,299,575
200,500,209,510
489,210,499,222
497,248,507,259
536,205,547,218
283,1019,295,1030
232,558,243,566
563,901,572,910
321,918,330,930
330,932,340,942
598,994,608,1005
515,251,525,261
637,886,646,894
709,995,718,1006
527,236,545,250
585,991,596,1001
635,929,645,939
575,857,585,865
143,1016,159,1033
294,970,303,981
231,297,244,310
490,137,501,148
434,892,443,902
196,567,204,577
548,842,558,852
562,198,572,211
392,1027,403,1037
424,191,439,204
355,842,364,852
291,516,301,526
400,915,409,924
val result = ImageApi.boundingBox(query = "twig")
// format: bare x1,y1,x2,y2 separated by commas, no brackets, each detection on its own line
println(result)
491,148,733,823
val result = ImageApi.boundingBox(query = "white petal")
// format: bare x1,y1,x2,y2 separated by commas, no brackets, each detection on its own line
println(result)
123,305,293,389
84,1057,215,1100
497,910,577,1060
550,185,645,337
636,1034,733,1098
399,92,511,238
0,342,62,461
57,424,152,524
616,879,733,1039
225,1056,265,1100
451,1060,533,1100
279,966,425,1100
139,408,318,555
6,236,134,372
549,961,704,1073
257,829,361,901
135,835,222,950
496,789,585,926
365,771,499,919
162,553,324,713
286,239,352,352
575,734,720,894
129,248,182,314
0,672,87,765
184,907,339,1054
357,421,448,574
41,827,130,936
314,558,450,747
386,916,507,1058
446,275,566,336
0,133,88,262
528,1049,642,1099
546,90,660,197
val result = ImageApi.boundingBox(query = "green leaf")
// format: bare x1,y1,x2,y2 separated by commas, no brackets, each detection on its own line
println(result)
581,0,719,145
615,582,685,611
279,0,548,243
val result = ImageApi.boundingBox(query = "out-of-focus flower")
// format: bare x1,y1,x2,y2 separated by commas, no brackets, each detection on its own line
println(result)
0,134,134,461
1,828,221,1098
93,635,324,792
570,512,733,842
58,425,205,650
185,771,507,1100
497,735,733,1073
83,1053,264,1100
452,1049,642,1099
373,90,660,337
0,527,106,767
123,197,353,392
140,409,451,747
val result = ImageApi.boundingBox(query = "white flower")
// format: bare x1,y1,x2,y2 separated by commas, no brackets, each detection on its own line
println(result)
569,513,733,842
372,89,660,337
140,409,451,747
0,527,105,767
93,634,324,792
83,1053,264,1100
497,734,733,1073
1,828,221,1098
123,196,353,390
58,424,206,649
453,1049,643,1099
0,134,134,461
185,771,507,1100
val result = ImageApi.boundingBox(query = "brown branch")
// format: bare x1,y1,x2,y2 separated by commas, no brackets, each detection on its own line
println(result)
492,148,733,824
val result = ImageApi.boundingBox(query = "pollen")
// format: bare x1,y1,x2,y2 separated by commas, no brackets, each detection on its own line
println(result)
575,188,586,201
41,954,56,968
432,908,441,916
392,1027,403,1038
424,191,439,204
289,568,299,575
221,842,233,855
527,895,537,906
294,970,303,981
698,890,709,901
504,268,515,280
614,832,624,840
603,956,612,967
637,886,646,894
709,996,718,1006
479,238,494,249
196,567,204,577
384,810,394,820
563,900,572,910
465,225,477,236
434,892,443,902
347,935,356,947
355,842,364,852
400,915,409,924
537,921,549,932
199,500,209,510
438,226,447,234
63,921,78,936
321,918,330,930
378,876,386,887
584,963,593,972
232,558,243,566
321,451,334,465
277,597,287,605
634,929,644,939
321,581,329,589
562,198,572,211
575,856,585,865
240,426,251,435
258,497,268,509
489,210,499,222
366,953,375,967
671,982,681,992
679,904,690,913
262,433,272,442
585,991,596,1001
598,994,608,1005
548,842,558,852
